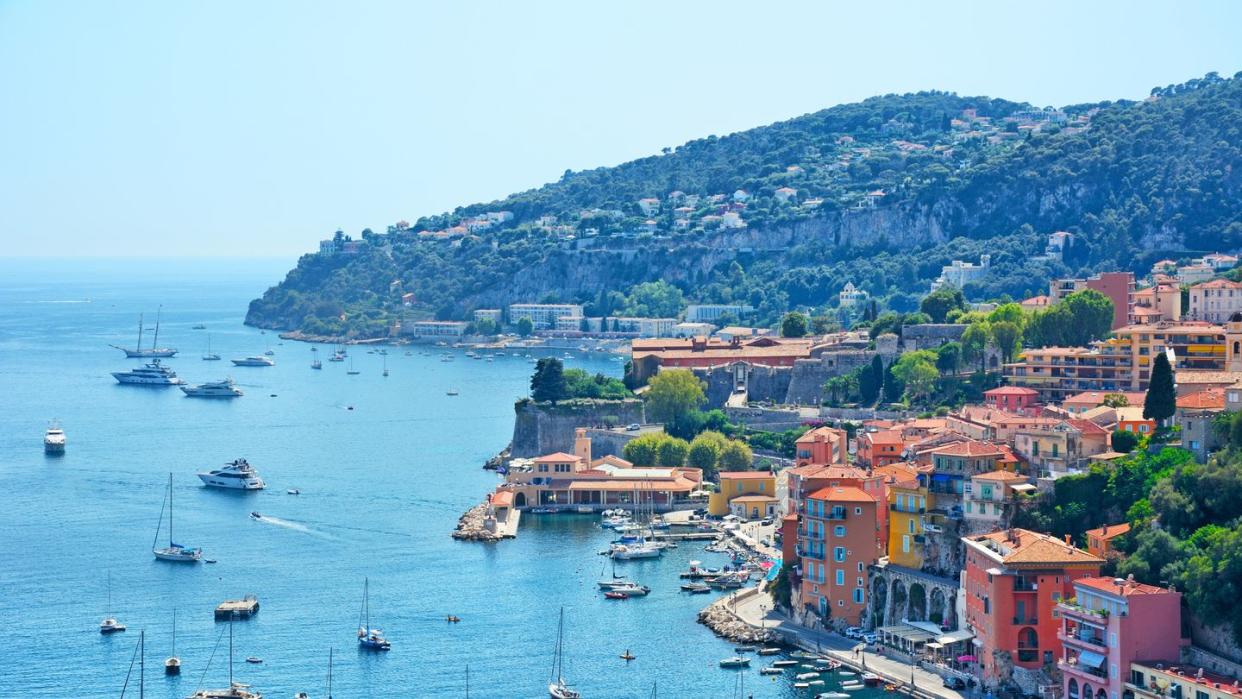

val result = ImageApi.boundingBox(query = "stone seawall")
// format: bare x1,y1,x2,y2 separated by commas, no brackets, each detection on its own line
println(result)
698,590,777,645
510,399,645,458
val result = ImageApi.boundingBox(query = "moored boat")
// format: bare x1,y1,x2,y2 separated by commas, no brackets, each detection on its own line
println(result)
719,656,750,668
231,356,274,367
44,421,66,454
356,578,391,651
198,459,265,490
153,473,203,562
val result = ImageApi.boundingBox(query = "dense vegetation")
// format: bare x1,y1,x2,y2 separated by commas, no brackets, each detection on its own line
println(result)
1013,443,1242,644
249,73,1242,337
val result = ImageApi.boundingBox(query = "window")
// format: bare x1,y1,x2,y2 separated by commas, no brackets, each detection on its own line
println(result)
759,482,765,492
902,535,910,553
836,569,845,585
736,482,743,492
908,520,915,533
855,507,862,515
858,562,864,572
838,599,844,607
853,588,864,604
834,525,846,537
857,577,864,586
834,546,846,562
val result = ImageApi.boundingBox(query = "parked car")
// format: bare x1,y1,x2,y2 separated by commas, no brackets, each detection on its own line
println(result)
625,423,641,431
861,632,878,644
759,517,773,526
942,676,967,690
844,626,863,639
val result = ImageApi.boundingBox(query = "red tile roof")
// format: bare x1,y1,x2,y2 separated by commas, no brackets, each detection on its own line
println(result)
986,386,1040,396
1084,522,1131,541
534,452,581,463
1177,389,1227,410
931,440,1006,458
1075,575,1171,597
718,471,775,481
806,485,875,503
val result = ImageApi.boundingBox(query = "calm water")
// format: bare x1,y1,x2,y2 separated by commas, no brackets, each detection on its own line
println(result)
0,259,875,698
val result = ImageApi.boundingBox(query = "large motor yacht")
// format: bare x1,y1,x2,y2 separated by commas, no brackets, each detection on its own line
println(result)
231,356,274,367
198,459,266,490
182,378,243,398
44,422,66,454
112,359,184,385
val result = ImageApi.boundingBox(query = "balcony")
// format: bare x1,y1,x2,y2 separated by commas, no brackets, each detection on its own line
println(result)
1059,658,1107,681
1058,629,1107,653
1058,602,1108,622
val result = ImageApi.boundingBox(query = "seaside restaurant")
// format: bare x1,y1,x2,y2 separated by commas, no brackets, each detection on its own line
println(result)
498,453,702,511
877,621,974,662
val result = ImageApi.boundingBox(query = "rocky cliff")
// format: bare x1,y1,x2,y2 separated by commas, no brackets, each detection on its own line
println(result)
509,398,645,458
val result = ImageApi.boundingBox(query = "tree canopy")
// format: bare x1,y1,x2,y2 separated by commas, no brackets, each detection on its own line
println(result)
643,369,707,425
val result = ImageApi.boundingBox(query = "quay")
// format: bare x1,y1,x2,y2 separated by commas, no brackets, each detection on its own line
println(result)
215,595,260,620
451,494,520,542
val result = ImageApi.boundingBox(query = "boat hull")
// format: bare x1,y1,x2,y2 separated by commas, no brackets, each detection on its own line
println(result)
198,474,265,490
154,547,202,562
112,374,184,385
165,658,181,675
121,348,178,358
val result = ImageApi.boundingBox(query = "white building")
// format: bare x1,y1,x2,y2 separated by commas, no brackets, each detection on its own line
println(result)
684,304,754,323
721,211,746,229
637,198,661,216
673,322,715,337
509,303,585,329
838,282,868,308
932,255,991,290
1202,253,1239,271
473,309,502,323
401,320,469,338
733,189,750,202
1187,279,1242,322
1177,264,1215,285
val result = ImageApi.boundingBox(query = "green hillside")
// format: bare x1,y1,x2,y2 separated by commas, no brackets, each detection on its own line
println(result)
248,72,1242,337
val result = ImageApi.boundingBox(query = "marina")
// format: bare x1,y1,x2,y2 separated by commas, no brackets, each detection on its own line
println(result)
2,259,889,697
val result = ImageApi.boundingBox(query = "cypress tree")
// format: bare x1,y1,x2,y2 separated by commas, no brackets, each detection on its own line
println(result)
1143,351,1176,425
860,354,884,405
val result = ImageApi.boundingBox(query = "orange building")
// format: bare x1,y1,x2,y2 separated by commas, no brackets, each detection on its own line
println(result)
1084,522,1130,559
857,429,905,467
794,426,848,467
798,486,883,626
629,335,815,382
962,529,1104,686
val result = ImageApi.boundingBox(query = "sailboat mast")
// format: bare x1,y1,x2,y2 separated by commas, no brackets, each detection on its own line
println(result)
139,629,145,699
172,609,176,655
328,647,334,699
228,621,233,686
152,306,161,351
168,473,174,546
136,313,144,352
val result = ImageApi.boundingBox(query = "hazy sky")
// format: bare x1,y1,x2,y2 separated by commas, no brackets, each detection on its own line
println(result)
2,1,1240,258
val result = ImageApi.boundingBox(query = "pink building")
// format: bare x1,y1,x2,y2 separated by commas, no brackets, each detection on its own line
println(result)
984,386,1042,414
1058,576,1184,699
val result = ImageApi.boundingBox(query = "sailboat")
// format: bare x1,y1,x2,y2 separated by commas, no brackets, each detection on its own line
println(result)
382,355,388,377
311,357,322,370
203,335,221,361
153,473,202,562
357,578,391,650
101,570,127,634
187,622,261,699
346,357,360,376
548,607,581,699
119,629,145,697
112,308,178,358
165,610,181,675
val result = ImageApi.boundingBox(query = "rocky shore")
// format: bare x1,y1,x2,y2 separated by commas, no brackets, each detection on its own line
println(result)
450,503,508,542
698,594,777,645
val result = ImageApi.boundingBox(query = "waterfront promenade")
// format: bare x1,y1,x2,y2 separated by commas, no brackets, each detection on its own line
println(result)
727,589,968,699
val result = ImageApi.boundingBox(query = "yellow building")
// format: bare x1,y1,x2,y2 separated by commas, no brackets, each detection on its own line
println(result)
708,471,776,516
886,473,928,569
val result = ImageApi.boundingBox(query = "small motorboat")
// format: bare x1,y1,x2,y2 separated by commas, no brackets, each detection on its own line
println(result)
250,512,262,520
604,591,629,600
885,683,899,692
797,672,821,681
287,489,301,495
620,650,636,661
760,667,784,675
446,389,459,396
680,582,711,594
446,615,461,623
795,683,810,690
842,686,864,692
839,670,857,676
100,617,127,634
204,559,217,564
818,694,851,699
862,672,881,686
734,645,756,653
719,656,750,668
757,647,782,656
771,660,798,668
246,656,262,664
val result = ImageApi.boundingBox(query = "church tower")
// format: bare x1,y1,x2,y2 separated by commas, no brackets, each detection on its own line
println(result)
1227,312,1242,373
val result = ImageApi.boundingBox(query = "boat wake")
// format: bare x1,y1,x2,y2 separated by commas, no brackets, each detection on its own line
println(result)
251,514,332,539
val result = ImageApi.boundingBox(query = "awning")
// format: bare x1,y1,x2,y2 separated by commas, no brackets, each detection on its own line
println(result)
925,642,944,649
1076,650,1106,669
937,630,975,645
1011,483,1038,492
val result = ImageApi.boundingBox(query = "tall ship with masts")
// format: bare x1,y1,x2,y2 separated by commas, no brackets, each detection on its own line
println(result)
111,308,178,358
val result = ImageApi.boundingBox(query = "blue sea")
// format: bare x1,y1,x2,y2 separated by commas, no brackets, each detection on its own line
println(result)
0,258,868,698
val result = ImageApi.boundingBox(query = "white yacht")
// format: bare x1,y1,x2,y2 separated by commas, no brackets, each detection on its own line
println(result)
198,459,265,490
44,422,66,454
182,378,243,398
231,356,275,367
112,359,185,385
153,474,203,562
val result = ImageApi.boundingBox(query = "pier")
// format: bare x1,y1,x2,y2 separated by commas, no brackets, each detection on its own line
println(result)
451,497,520,542
214,595,260,620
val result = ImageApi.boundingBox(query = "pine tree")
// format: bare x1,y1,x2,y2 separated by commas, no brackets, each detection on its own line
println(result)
1143,352,1176,425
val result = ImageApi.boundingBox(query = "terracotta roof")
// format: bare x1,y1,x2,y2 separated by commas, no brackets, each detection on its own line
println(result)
490,490,514,507
730,494,778,503
1084,522,1131,541
1114,406,1151,423
1176,370,1242,385
1177,389,1227,410
967,528,1103,567
806,485,875,504
718,471,775,481
1074,575,1171,597
985,386,1040,396
1063,391,1146,407
567,479,696,492
1191,278,1242,290
931,440,1006,458
790,464,869,480
864,430,905,445
973,470,1028,483
796,426,847,444
1065,418,1111,436
534,452,582,463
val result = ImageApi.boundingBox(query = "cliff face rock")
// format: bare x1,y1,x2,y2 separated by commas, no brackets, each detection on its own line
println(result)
510,399,645,458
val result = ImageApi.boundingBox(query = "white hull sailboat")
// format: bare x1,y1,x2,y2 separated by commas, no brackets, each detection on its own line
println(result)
547,607,581,699
153,473,202,563
100,570,126,634
187,622,262,698
203,334,221,361
165,609,181,675
357,577,391,651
